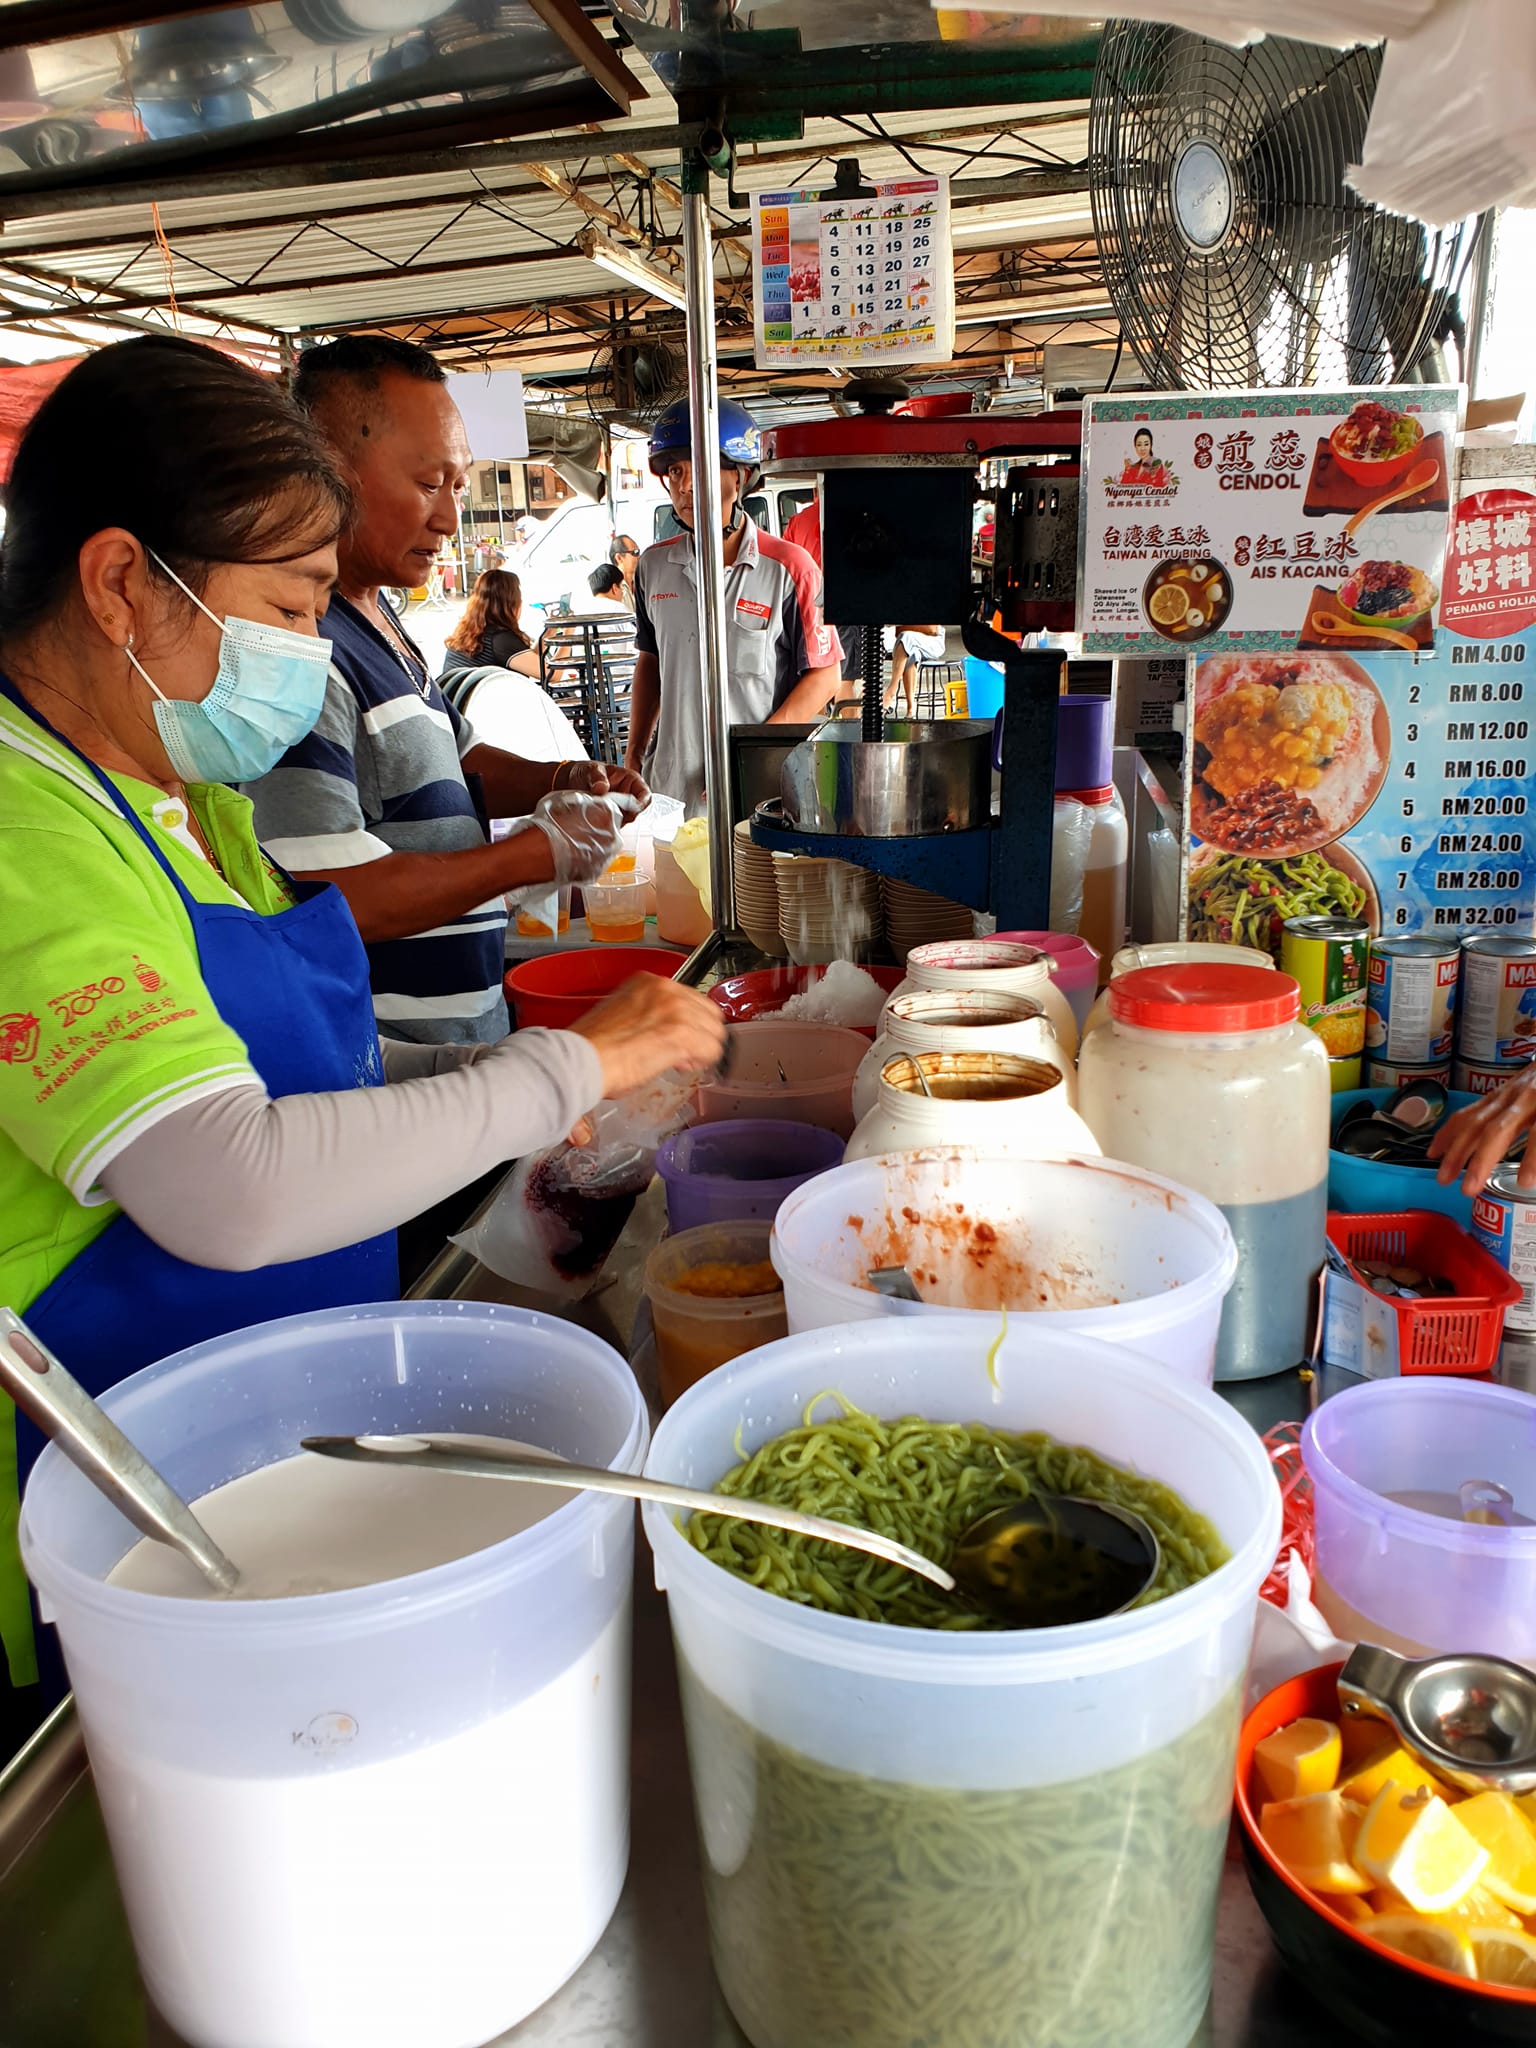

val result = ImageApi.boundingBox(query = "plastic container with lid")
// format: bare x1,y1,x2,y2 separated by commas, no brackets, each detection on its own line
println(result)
1065,784,1128,980
1083,940,1275,1037
770,1149,1237,1382
1078,963,1330,1381
643,1218,788,1408
654,1119,845,1233
696,1020,869,1138
852,988,1069,1122
993,929,1100,1028
846,1050,1097,1165
642,1317,1281,2048
1303,1374,1536,1662
884,939,1079,1057
18,1302,647,2048
1054,693,1113,790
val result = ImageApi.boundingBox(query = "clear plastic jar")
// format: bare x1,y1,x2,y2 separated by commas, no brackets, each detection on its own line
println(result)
1077,963,1329,1382
1082,941,1274,1038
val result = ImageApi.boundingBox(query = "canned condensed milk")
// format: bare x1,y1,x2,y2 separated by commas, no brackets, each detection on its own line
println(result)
1452,1057,1531,1099
1459,933,1536,1066
1363,1057,1451,1092
1281,916,1368,1061
1365,935,1459,1065
1471,1163,1536,1334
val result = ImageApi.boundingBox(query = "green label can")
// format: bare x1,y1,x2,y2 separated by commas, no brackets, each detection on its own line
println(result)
1281,915,1370,1062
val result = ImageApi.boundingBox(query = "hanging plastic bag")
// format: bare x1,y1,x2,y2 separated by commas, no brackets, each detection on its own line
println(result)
1049,795,1095,934
451,1072,695,1302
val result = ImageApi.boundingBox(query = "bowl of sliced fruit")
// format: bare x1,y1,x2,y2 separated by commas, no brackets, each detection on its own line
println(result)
1237,1662,1536,2046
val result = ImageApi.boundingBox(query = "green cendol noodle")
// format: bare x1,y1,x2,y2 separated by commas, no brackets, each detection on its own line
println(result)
680,1401,1239,2048
685,1396,1228,1631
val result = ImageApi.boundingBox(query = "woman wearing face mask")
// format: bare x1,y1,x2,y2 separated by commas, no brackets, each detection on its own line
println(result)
0,338,725,1743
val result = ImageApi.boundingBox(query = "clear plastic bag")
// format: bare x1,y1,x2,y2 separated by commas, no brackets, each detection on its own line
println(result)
1048,795,1095,934
451,1074,694,1302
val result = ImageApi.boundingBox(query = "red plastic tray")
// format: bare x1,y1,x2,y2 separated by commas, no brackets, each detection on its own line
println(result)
1325,1209,1522,1377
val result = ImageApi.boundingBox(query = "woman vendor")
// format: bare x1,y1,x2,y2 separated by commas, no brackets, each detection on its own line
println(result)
0,338,725,1739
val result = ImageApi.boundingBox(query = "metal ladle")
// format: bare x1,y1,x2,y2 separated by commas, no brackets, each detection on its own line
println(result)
0,1309,240,1595
303,1433,1162,1628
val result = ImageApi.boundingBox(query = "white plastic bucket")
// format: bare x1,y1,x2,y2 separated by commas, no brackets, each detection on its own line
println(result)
642,1318,1281,2048
770,1148,1238,1383
20,1302,648,2048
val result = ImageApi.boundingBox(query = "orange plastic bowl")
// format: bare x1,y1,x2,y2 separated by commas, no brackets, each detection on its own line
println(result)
1236,1662,1536,2046
1328,413,1425,490
504,945,679,1029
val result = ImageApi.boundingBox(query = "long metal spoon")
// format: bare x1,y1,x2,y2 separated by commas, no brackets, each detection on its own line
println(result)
0,1309,240,1595
303,1433,1161,1626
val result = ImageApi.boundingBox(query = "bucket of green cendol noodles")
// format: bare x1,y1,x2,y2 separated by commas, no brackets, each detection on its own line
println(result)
642,1320,1281,2048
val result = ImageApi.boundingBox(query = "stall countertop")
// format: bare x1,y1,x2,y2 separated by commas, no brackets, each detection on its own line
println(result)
0,1359,1360,2047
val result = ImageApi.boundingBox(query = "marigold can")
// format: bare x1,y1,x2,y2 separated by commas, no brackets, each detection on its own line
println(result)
1452,1057,1531,1099
1459,933,1536,1066
1281,915,1369,1061
1365,935,1459,1066
1471,1163,1536,1335
1363,1056,1452,1092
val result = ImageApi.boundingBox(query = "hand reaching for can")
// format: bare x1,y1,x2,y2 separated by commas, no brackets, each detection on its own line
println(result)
1430,1073,1536,1195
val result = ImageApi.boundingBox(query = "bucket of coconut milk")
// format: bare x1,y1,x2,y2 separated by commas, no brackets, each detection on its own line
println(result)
19,1301,647,2048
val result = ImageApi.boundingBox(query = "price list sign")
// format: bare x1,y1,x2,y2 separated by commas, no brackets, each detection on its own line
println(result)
752,175,955,369
1184,471,1536,955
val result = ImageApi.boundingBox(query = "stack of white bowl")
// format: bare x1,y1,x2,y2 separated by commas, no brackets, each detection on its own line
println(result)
772,853,883,966
733,822,786,957
882,876,976,964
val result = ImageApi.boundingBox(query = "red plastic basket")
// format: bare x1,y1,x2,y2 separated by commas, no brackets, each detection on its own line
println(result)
1325,1209,1522,1376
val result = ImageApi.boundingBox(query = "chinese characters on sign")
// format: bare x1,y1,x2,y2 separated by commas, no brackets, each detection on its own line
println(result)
752,176,955,368
1082,388,1460,656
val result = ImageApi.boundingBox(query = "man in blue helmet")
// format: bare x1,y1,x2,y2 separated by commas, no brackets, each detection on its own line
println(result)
624,396,843,811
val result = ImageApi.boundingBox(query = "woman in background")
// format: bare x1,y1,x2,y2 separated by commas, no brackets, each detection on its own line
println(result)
440,568,538,678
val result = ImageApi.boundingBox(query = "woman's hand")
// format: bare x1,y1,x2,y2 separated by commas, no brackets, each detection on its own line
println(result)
570,976,726,1098
1430,1072,1536,1194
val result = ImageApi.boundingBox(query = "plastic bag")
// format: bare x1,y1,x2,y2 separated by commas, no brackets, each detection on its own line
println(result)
450,1073,694,1302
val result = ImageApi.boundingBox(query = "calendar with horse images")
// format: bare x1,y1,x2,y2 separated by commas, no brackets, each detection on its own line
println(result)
752,175,955,368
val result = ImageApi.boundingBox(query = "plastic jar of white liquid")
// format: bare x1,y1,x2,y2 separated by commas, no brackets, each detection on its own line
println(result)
19,1302,648,2048
1077,962,1329,1381
886,939,1079,1058
1081,941,1275,1038
852,988,1071,1123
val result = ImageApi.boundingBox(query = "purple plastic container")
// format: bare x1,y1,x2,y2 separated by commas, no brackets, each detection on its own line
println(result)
655,1120,845,1233
1302,1376,1536,1663
1054,695,1113,792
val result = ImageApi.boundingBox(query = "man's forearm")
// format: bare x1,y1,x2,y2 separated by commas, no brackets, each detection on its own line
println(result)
295,835,555,942
626,652,661,769
770,663,842,725
461,743,561,818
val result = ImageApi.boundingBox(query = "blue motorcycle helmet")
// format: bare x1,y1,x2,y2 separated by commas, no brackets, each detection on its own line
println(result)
647,395,762,497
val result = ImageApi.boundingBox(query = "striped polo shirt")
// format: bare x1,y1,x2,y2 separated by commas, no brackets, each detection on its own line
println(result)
244,595,509,1045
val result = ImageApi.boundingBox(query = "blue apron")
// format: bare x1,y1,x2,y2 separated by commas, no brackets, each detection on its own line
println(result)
1,674,398,1525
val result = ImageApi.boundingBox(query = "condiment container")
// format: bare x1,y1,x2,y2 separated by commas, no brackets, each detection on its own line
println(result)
852,988,1069,1123
770,1149,1237,1384
1067,783,1129,978
642,1318,1281,2048
1078,963,1330,1382
993,928,1100,1028
1302,1375,1536,1663
18,1302,648,2048
884,939,1079,1057
1082,940,1274,1037
655,1118,845,1232
846,1050,1096,1165
696,1021,870,1138
644,1218,788,1407
655,839,713,947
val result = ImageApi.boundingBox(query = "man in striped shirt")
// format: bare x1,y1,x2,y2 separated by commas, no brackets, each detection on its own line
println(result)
245,338,645,1043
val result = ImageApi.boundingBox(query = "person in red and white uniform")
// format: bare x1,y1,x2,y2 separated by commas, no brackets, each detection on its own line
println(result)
625,399,842,812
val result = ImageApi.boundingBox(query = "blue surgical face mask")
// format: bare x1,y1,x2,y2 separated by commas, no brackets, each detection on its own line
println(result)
125,552,332,785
